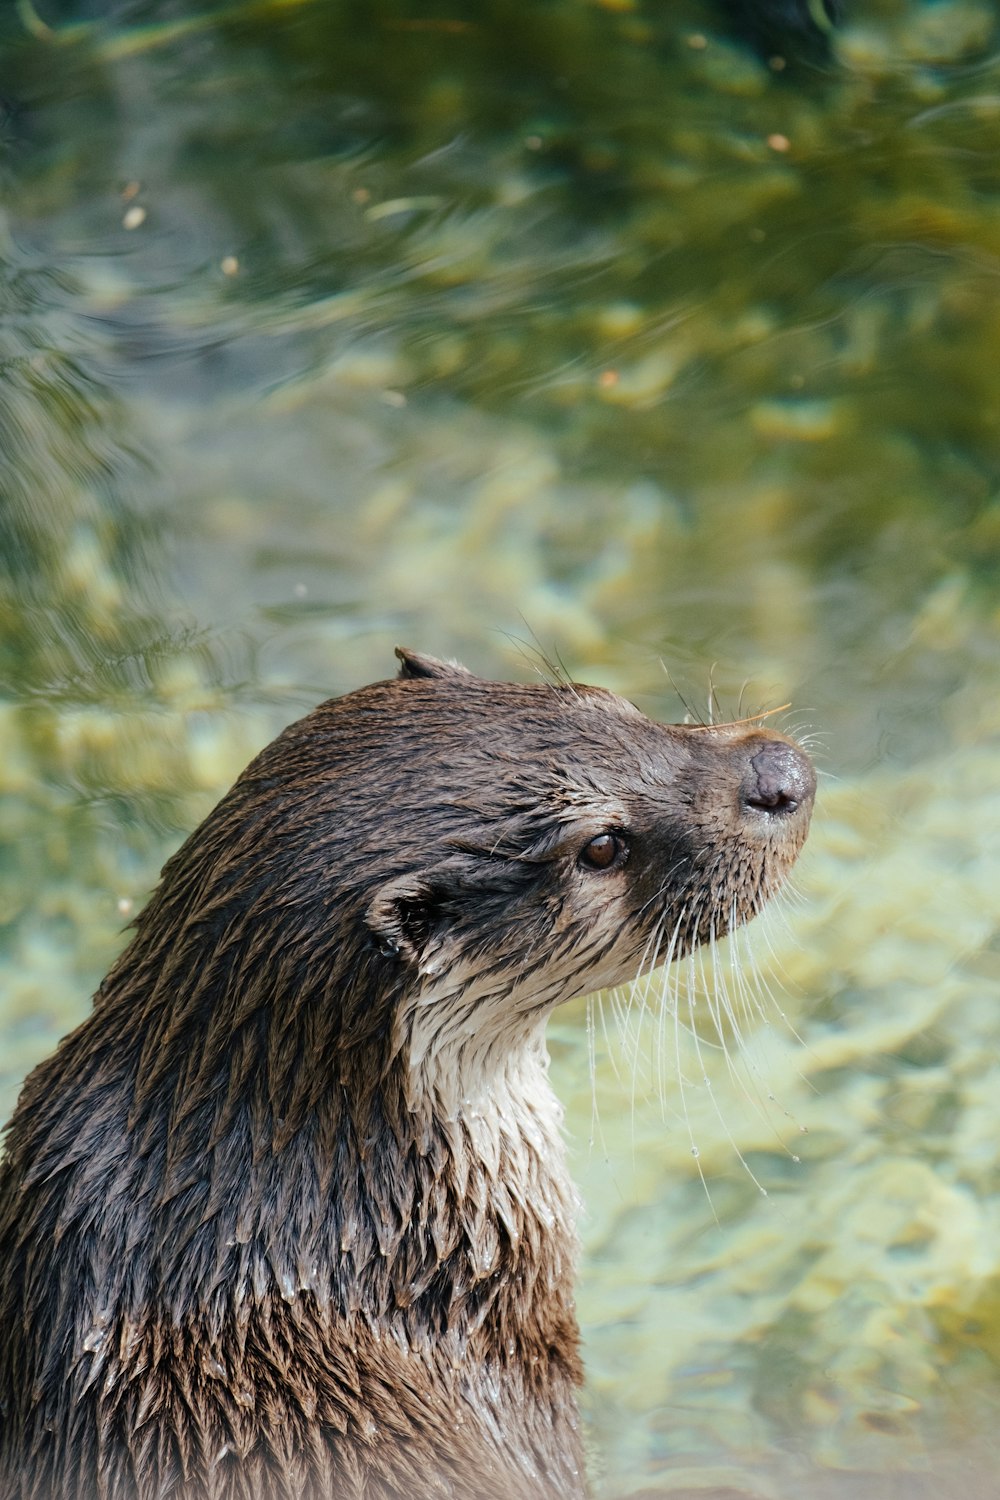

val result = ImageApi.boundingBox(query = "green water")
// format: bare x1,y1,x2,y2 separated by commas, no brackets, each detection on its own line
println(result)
2,0,1000,1494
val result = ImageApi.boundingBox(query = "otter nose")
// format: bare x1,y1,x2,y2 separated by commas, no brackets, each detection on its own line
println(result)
742,739,816,816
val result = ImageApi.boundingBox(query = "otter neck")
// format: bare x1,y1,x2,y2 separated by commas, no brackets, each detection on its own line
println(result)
86,986,581,1376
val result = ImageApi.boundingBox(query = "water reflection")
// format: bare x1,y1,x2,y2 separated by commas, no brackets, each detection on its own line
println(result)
2,0,1000,1494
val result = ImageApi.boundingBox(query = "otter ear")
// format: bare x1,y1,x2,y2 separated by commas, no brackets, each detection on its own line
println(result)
395,646,473,682
366,872,455,971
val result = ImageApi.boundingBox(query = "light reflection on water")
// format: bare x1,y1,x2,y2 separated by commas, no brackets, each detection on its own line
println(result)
2,1,1000,1493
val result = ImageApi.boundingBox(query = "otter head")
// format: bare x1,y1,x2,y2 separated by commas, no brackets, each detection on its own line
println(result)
352,649,816,1100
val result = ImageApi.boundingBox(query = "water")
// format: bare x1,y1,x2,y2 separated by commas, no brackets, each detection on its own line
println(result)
2,0,1000,1494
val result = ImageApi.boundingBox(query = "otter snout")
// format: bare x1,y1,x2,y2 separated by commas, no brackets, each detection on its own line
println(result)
740,736,816,818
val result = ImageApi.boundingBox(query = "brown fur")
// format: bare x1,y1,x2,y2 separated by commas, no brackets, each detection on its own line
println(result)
0,650,815,1500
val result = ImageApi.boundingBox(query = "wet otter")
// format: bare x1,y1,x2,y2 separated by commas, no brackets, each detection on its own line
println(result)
0,649,815,1500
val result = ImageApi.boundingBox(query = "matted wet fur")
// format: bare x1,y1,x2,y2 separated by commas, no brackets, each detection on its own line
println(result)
0,649,815,1500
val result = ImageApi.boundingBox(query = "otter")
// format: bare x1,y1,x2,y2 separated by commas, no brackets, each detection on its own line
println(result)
0,648,815,1500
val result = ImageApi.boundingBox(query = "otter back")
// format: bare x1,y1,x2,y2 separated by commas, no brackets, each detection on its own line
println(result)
0,648,815,1500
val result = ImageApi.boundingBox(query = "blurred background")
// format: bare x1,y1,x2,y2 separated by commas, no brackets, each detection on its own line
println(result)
2,0,1000,1494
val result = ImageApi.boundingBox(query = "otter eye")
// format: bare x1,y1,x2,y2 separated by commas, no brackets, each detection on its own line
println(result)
579,832,627,871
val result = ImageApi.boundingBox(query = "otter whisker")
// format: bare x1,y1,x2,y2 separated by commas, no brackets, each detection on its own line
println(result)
684,935,773,1202
622,919,676,1144
702,922,807,1161
651,915,685,1117
585,996,613,1163
732,917,817,1072
664,906,721,1222
617,914,670,1084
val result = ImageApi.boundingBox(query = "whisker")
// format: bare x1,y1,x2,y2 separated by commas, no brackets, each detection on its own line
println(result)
685,932,772,1200
668,902,719,1224
704,922,807,1160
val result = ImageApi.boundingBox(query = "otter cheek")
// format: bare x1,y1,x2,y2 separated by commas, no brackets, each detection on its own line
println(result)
552,882,651,996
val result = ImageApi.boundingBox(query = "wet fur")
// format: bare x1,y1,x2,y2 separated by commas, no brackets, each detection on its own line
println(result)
0,651,814,1500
